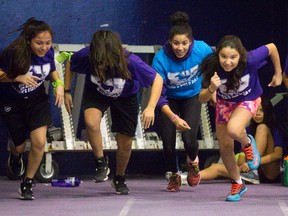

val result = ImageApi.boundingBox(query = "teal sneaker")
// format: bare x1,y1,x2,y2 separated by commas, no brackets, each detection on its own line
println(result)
226,180,247,202
242,134,261,170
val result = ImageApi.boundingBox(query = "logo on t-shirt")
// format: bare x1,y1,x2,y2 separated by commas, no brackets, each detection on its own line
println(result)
13,63,50,94
4,106,11,112
90,76,126,97
218,74,251,99
168,65,199,89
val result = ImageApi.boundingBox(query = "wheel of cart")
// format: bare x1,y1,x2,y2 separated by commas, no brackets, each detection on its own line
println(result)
5,161,25,180
35,153,59,183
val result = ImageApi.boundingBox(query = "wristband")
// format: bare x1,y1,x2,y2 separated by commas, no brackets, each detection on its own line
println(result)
171,114,179,122
208,86,214,94
52,79,64,92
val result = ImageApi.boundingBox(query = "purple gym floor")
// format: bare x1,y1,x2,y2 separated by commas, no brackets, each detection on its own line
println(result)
0,175,287,216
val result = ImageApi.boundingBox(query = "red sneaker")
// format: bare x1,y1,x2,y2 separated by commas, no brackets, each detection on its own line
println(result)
166,173,181,192
187,161,201,187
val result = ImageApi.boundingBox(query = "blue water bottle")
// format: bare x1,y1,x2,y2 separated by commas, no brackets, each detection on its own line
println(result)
51,177,81,187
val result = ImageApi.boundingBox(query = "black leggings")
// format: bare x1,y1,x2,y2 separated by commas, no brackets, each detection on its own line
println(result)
157,95,201,172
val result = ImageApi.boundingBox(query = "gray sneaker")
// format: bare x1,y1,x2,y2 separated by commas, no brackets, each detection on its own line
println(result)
240,171,260,184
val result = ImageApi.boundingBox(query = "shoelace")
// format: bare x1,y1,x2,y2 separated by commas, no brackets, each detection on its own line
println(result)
169,174,180,186
22,181,36,193
243,145,253,161
230,183,243,195
188,163,199,175
115,180,127,188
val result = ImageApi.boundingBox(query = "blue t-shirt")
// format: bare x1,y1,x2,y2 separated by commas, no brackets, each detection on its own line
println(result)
0,47,56,100
70,46,157,98
152,40,212,108
216,45,269,102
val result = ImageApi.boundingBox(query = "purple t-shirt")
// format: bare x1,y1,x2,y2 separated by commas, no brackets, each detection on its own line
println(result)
0,47,56,99
70,46,157,98
217,45,268,102
284,54,288,76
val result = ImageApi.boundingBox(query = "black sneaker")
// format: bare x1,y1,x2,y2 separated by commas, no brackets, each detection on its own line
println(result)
19,178,34,200
7,153,25,179
111,175,129,195
93,156,110,182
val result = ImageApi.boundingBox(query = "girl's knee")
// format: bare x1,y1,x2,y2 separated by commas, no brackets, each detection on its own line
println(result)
86,122,101,133
256,124,269,134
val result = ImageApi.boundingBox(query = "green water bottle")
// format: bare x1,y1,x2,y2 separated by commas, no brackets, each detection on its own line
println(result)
283,157,288,187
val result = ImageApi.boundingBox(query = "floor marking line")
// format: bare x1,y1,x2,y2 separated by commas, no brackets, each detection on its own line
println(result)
118,198,135,216
279,200,288,216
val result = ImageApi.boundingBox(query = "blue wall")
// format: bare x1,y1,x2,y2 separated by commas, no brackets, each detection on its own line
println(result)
1,1,287,51
0,0,287,175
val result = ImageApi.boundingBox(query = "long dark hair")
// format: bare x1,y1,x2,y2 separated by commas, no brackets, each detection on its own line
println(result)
89,30,131,82
249,97,276,136
0,17,53,79
169,11,192,41
200,35,247,91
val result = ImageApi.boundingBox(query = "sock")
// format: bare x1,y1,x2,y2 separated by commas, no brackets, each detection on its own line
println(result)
243,136,252,148
193,156,199,163
187,156,199,164
23,177,33,183
235,178,243,184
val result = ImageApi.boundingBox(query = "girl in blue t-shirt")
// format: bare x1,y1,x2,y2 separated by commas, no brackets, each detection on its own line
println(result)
199,35,282,202
0,18,64,200
152,11,213,192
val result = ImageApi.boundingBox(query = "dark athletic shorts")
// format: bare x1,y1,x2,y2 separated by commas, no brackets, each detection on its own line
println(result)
0,91,52,146
82,88,139,137
259,167,281,183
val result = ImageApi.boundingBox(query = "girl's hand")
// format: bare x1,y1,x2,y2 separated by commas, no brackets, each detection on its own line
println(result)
268,74,282,87
64,92,73,114
54,85,64,108
172,117,191,131
141,106,155,129
14,74,41,87
209,72,221,92
239,162,250,173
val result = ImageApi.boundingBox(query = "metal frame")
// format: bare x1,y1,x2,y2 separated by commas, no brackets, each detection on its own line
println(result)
47,43,217,151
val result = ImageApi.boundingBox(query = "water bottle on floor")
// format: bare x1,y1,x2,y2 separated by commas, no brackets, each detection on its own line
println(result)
51,177,81,187
282,156,288,187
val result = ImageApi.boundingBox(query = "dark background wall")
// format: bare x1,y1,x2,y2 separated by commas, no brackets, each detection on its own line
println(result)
0,0,287,176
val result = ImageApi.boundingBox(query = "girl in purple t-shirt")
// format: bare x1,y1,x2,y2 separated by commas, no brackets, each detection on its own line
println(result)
199,35,282,202
0,18,64,200
64,30,163,195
